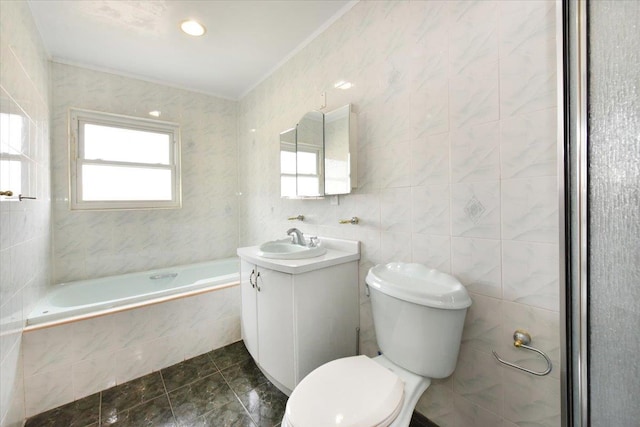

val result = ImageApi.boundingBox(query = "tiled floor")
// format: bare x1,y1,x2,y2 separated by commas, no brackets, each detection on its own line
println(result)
25,341,437,427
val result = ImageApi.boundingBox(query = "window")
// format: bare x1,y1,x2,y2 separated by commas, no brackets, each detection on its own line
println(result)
69,108,181,210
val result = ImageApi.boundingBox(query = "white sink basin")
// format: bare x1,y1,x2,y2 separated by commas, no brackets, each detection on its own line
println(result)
258,239,327,259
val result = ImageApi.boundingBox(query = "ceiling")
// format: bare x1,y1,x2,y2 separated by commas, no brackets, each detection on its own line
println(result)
28,0,355,100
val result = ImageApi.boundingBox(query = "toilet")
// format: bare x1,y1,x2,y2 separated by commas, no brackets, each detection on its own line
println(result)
282,262,472,427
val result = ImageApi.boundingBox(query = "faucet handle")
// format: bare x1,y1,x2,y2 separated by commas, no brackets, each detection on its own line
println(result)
308,236,319,247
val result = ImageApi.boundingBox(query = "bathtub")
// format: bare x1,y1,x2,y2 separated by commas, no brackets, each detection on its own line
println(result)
23,257,242,417
27,257,239,327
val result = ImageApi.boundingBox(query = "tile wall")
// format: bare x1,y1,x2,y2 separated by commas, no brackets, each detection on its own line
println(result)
0,1,52,426
50,63,239,283
21,285,241,417
238,1,560,426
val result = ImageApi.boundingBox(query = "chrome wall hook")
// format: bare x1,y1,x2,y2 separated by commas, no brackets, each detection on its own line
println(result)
492,329,552,376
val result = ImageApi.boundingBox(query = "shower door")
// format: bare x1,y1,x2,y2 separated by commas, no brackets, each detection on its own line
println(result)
564,1,640,426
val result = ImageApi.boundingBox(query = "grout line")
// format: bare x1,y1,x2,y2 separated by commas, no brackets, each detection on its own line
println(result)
97,391,102,426
217,364,258,426
158,370,179,425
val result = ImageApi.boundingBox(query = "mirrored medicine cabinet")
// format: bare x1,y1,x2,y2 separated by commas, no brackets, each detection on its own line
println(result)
280,104,356,199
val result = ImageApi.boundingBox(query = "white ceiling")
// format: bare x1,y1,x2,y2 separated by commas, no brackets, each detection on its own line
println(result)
28,0,355,100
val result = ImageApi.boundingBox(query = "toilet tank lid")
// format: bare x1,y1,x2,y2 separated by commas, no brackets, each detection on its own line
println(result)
366,263,471,309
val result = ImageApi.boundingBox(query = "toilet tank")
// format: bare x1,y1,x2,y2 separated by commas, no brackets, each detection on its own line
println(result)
366,263,471,378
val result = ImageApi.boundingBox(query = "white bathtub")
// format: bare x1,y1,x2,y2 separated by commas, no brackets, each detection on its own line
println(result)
23,257,242,416
27,257,239,327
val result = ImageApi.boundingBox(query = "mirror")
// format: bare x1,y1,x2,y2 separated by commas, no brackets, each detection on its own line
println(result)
324,104,356,195
280,104,356,198
280,128,297,198
296,111,324,197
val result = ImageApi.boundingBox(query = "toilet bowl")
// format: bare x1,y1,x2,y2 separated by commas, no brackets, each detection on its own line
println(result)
282,262,471,427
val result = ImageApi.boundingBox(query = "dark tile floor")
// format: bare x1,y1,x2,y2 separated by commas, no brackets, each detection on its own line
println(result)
25,341,438,427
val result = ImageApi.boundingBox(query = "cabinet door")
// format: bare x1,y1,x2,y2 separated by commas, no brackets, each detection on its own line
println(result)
256,267,295,390
240,259,258,361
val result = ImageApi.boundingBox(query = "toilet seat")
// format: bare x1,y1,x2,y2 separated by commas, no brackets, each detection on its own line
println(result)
284,355,405,427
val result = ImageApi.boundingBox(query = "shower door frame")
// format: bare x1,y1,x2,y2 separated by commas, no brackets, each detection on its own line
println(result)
560,1,589,426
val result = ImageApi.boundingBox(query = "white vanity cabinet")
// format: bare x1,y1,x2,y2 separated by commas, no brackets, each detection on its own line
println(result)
238,238,360,395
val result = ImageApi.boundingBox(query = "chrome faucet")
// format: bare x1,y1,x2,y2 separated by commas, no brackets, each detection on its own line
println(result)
287,228,306,246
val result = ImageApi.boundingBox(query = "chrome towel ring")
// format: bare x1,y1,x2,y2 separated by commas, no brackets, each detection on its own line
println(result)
492,329,552,376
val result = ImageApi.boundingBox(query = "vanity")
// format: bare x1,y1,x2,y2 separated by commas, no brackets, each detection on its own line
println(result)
237,236,360,395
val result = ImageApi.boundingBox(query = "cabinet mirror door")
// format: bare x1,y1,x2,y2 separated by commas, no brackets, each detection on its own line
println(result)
295,111,324,197
280,128,297,198
324,104,355,195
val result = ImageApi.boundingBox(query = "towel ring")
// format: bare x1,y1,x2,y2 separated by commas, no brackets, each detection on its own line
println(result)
492,329,552,376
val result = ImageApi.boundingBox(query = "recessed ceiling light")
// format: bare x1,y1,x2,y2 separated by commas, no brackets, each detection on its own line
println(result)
334,80,353,90
180,20,206,37
149,110,161,117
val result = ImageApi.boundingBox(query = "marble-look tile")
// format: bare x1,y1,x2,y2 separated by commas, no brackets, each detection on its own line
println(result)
502,240,559,311
51,63,239,283
381,231,412,263
461,293,502,355
161,354,219,393
411,184,450,236
500,38,556,118
451,121,500,183
451,237,501,298
502,368,561,427
381,187,412,232
22,321,74,377
237,381,288,427
148,333,185,372
500,108,557,179
24,393,99,427
410,133,450,187
220,359,269,396
209,341,252,371
111,306,158,350
380,141,412,189
1,342,23,421
114,343,158,385
25,365,74,417
169,372,238,426
102,394,176,427
411,234,451,273
70,315,116,362
0,288,22,364
502,177,558,243
451,181,501,239
453,345,503,416
449,0,499,76
500,1,556,59
409,79,450,138
101,372,165,416
449,60,499,130
452,394,502,427
72,352,116,400
415,377,454,421
197,399,256,427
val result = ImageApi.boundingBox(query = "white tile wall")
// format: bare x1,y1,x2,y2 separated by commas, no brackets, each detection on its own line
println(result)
0,1,51,426
237,1,560,425
22,285,241,416
4,0,561,425
50,63,239,283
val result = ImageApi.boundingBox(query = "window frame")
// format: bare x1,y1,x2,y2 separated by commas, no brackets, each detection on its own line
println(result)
69,108,182,210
